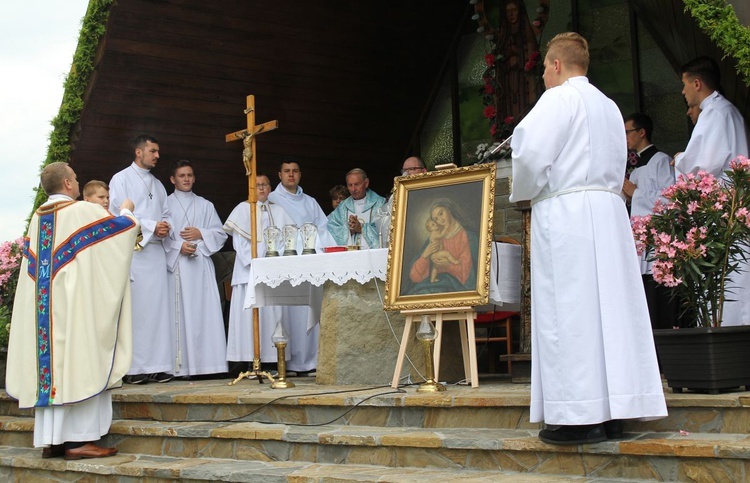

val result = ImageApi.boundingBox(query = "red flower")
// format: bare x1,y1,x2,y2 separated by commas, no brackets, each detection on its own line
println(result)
484,53,495,67
483,105,497,119
484,83,495,95
490,123,499,136
504,116,515,125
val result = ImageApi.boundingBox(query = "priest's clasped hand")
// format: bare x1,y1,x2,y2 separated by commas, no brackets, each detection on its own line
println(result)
348,215,362,234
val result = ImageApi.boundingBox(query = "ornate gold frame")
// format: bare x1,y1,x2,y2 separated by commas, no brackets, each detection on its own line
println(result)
384,164,496,311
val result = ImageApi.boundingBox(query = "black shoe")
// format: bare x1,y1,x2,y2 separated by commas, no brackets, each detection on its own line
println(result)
124,374,148,384
538,424,607,445
604,419,624,439
148,372,173,383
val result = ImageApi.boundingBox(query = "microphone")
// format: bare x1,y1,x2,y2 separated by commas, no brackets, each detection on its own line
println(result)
476,135,513,164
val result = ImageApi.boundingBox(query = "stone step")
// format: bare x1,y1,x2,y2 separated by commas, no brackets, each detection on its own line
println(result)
0,446,648,482
1,416,749,480
3,380,749,434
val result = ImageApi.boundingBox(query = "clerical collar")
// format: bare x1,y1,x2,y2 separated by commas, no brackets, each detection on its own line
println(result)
45,194,74,205
130,162,151,174
700,90,720,110
278,184,304,198
173,189,193,199
636,144,654,156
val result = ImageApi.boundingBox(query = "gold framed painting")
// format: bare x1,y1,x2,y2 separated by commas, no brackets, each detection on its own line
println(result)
384,163,496,311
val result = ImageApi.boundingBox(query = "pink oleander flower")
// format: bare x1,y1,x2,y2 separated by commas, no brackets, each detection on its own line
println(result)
632,158,750,327
0,236,24,349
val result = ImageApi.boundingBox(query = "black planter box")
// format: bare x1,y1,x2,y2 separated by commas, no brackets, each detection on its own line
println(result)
654,326,750,394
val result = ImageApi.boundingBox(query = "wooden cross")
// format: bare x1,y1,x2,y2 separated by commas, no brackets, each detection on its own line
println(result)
225,94,278,385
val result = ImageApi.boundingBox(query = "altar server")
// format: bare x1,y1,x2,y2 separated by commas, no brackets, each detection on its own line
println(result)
509,32,667,445
622,113,678,330
6,162,138,459
165,160,228,377
267,158,334,374
674,56,750,327
109,134,174,384
224,175,295,365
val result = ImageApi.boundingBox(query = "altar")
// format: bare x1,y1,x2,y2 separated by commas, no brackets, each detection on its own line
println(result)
245,244,521,385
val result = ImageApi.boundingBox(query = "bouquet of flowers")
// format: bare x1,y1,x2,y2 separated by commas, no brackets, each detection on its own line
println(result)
0,237,24,349
631,156,750,327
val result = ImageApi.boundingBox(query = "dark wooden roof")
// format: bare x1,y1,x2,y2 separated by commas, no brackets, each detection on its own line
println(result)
70,0,468,218
632,0,749,117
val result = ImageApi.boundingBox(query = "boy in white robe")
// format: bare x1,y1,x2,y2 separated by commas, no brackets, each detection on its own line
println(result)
267,158,334,373
674,56,750,327
165,160,228,377
509,32,667,445
109,135,174,384
224,175,295,367
6,162,138,460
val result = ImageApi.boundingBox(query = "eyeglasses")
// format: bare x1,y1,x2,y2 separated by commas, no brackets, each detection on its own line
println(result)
402,167,424,174
625,128,641,133
257,183,270,188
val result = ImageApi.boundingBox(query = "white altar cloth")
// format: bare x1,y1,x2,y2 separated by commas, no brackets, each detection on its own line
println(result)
243,243,521,312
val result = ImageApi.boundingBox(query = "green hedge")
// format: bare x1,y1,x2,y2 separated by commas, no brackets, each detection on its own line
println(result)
684,0,750,86
28,0,114,216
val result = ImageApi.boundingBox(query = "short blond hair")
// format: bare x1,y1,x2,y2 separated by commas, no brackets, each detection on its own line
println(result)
83,180,109,198
40,162,71,195
546,32,589,73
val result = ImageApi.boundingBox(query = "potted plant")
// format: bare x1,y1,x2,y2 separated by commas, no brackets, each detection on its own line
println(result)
0,237,24,389
631,156,750,394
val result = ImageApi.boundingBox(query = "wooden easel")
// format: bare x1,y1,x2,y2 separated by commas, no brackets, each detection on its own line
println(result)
391,306,479,389
225,95,278,384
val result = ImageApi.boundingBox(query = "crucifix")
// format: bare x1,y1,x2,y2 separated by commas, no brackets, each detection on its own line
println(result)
225,94,278,385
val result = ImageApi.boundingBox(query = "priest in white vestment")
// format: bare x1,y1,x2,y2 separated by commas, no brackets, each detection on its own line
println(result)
224,175,296,365
109,135,174,384
674,56,750,327
509,33,667,445
327,168,386,249
6,162,138,459
165,160,228,377
267,159,334,373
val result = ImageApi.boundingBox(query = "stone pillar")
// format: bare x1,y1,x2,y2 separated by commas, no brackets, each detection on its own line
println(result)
317,279,465,385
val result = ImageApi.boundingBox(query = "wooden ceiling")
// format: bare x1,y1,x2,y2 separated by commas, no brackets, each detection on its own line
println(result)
633,0,749,118
69,0,468,219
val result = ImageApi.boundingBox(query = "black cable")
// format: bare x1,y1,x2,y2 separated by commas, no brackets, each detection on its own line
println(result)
133,384,416,427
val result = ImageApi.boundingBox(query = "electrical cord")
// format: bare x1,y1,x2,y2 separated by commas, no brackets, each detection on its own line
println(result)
138,384,417,427
371,277,427,382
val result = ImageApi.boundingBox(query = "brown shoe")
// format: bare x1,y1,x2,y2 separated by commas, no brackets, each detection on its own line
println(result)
64,443,118,460
42,444,65,458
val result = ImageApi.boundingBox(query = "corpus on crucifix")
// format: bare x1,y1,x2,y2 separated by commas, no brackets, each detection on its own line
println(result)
225,95,278,384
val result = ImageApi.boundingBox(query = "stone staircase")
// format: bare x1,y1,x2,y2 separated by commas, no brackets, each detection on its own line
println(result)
0,378,748,482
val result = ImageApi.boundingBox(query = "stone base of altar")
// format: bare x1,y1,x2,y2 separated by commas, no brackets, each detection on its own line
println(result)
317,279,466,385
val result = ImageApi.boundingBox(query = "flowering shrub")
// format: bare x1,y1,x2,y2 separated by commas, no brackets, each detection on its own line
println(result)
632,157,750,327
0,237,24,349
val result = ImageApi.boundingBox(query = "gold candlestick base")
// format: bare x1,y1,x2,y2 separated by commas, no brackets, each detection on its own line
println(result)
417,379,446,392
271,342,295,389
416,339,446,392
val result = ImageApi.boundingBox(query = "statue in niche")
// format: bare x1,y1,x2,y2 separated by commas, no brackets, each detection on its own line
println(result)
496,0,543,124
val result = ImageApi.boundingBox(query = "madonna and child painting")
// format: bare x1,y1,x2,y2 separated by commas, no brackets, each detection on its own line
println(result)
384,164,495,311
